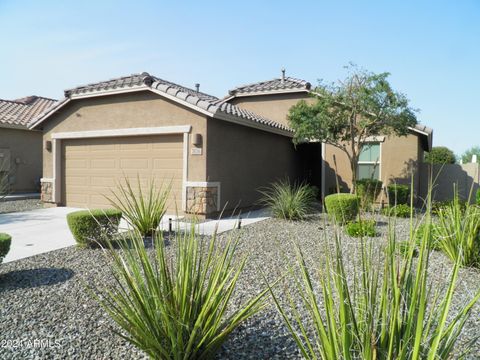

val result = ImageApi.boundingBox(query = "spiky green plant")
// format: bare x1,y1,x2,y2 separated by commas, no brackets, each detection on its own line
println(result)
435,193,480,268
268,189,480,359
105,176,171,238
93,228,267,359
259,180,316,220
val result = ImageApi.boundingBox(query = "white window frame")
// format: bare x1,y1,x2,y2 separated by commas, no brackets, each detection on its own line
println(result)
357,142,382,181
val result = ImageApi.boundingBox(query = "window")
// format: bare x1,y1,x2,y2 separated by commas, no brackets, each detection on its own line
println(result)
357,143,380,180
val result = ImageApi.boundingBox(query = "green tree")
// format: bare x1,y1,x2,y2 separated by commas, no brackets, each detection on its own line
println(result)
460,146,480,163
425,146,456,164
288,65,417,192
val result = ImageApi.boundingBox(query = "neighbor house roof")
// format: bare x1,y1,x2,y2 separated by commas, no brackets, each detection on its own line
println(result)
227,75,311,98
409,124,433,151
29,73,292,136
0,96,56,129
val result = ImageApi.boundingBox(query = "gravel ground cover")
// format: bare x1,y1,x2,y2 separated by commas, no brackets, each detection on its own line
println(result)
0,199,44,214
0,214,479,359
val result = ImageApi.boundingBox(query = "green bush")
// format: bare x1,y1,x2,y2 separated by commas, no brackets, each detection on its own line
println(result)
476,189,480,206
93,225,266,358
432,199,467,216
259,180,316,220
414,223,441,250
67,209,122,248
382,204,411,218
0,233,12,263
345,219,376,237
387,184,410,206
425,146,456,164
435,196,480,267
355,179,382,209
397,241,419,257
105,176,170,238
324,193,359,224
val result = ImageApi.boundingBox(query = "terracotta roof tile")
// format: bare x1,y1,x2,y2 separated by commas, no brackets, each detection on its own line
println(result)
0,96,57,128
228,77,311,96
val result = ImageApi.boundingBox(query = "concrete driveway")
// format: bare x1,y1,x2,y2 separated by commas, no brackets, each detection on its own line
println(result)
0,207,80,263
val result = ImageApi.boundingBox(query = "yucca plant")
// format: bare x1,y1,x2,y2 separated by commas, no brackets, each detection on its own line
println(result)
259,180,316,220
268,189,480,359
105,176,171,238
93,228,267,359
435,193,480,268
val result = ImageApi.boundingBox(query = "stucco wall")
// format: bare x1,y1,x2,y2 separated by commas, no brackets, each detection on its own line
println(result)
206,118,301,212
0,127,42,192
41,91,208,183
324,133,424,200
228,92,312,128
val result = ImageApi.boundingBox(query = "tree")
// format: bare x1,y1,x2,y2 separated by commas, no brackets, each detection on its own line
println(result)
424,146,456,164
460,146,480,164
288,65,417,192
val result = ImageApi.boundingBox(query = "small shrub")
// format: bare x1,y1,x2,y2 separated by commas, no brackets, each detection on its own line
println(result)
432,199,467,216
387,184,410,206
0,233,12,263
67,209,122,248
397,241,419,257
259,180,316,220
105,176,171,238
93,227,266,358
415,223,441,250
324,193,359,224
345,219,376,237
435,196,480,267
476,188,480,206
355,179,382,210
382,204,411,218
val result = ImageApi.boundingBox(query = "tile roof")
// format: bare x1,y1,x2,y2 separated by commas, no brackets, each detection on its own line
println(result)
0,96,57,128
32,73,292,134
228,77,311,96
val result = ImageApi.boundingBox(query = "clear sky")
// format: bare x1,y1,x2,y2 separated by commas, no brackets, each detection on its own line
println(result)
1,0,478,156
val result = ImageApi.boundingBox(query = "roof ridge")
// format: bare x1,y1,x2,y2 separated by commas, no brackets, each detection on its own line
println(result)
228,76,311,96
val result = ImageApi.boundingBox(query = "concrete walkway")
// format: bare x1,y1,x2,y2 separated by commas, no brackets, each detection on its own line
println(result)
1,207,270,263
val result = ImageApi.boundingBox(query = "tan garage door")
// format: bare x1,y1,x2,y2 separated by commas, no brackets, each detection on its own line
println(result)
61,134,183,212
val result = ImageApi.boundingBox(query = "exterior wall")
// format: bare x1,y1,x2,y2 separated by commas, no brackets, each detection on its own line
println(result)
40,91,209,208
228,92,312,128
206,118,301,213
0,127,42,192
324,133,424,201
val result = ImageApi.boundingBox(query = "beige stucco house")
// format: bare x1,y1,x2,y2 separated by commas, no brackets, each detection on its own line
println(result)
0,96,56,193
29,72,432,216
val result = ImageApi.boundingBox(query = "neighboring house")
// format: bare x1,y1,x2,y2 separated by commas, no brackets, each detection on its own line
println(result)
28,71,432,216
0,96,56,193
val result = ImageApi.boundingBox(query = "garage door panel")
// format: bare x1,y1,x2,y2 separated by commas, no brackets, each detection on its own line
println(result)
62,135,183,212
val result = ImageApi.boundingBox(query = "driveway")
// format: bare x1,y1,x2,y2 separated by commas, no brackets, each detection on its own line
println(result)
0,207,80,263
0,207,270,263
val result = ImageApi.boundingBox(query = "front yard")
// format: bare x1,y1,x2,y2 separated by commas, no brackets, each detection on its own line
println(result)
1,213,479,359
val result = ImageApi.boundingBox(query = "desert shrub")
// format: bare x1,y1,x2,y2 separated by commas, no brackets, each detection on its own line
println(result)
105,176,170,238
67,209,122,248
324,193,359,224
268,201,480,359
355,179,382,210
382,204,411,218
92,226,266,359
387,184,410,206
425,146,456,164
435,195,480,267
345,219,376,237
0,233,11,263
259,180,316,220
432,199,467,216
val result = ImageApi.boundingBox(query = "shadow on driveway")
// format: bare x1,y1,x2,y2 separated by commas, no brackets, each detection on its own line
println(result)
0,267,74,292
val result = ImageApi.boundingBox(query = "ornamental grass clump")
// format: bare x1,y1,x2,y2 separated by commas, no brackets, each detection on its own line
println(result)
105,176,171,238
435,194,480,268
259,180,316,220
268,190,480,359
92,228,267,359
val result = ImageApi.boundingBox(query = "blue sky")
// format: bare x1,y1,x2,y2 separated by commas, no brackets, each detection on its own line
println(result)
1,0,478,155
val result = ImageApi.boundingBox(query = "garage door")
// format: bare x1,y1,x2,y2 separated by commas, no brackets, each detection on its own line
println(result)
61,134,183,212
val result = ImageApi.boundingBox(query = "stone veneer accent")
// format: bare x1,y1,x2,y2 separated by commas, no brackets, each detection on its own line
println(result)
40,179,53,203
186,186,218,215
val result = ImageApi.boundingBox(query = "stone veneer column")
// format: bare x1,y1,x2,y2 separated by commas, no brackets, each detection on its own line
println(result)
40,179,54,203
186,185,219,216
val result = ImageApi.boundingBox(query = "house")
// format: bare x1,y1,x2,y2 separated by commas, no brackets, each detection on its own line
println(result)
29,71,432,216
0,96,56,193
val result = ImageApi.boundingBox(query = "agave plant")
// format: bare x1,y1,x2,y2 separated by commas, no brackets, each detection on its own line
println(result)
93,228,267,359
268,191,480,359
105,176,171,238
